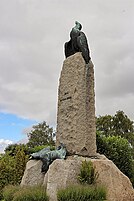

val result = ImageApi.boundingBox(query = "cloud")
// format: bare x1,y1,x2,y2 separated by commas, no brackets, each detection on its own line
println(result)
0,139,13,144
0,0,134,129
0,139,13,153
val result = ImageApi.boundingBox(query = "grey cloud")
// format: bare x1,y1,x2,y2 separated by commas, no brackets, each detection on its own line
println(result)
0,0,134,128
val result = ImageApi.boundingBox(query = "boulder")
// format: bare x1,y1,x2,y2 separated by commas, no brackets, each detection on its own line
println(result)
20,160,45,186
56,53,96,156
44,158,81,201
45,156,134,201
92,158,134,201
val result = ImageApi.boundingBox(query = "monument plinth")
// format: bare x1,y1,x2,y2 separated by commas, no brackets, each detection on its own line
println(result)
56,52,96,156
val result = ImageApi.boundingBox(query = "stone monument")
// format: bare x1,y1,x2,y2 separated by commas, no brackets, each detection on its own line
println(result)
56,21,96,156
21,22,134,201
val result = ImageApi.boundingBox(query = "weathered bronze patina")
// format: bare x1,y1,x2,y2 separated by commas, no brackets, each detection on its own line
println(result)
30,143,66,172
65,21,91,64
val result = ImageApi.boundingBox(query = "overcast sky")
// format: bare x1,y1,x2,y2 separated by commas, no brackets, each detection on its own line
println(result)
0,0,134,151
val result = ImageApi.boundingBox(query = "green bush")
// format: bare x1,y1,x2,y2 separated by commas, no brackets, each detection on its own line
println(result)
78,160,98,185
130,160,134,186
57,185,106,201
3,185,19,201
29,144,55,154
96,132,134,186
12,185,49,201
0,155,16,200
0,147,28,200
5,144,30,156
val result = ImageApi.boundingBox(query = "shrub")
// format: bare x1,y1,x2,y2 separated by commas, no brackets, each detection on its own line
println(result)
57,185,106,201
130,160,134,186
78,160,98,185
14,148,28,184
96,132,134,186
3,185,19,201
0,155,16,200
5,144,30,156
0,148,28,200
12,185,49,201
29,144,55,154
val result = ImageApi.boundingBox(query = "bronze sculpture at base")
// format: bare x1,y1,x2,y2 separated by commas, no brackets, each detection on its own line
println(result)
30,143,66,173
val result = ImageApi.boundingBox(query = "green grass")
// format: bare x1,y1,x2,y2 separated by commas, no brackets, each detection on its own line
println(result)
2,185,49,201
78,160,98,185
2,185,20,201
57,184,107,201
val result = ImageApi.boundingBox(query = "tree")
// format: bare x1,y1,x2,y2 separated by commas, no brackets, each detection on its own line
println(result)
27,121,55,148
96,110,134,148
4,144,18,156
5,143,30,156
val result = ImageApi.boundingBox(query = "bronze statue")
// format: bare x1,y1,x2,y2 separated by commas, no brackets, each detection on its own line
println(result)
30,143,66,173
65,21,91,64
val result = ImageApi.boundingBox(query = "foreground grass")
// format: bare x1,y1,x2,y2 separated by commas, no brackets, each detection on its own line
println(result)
57,184,107,201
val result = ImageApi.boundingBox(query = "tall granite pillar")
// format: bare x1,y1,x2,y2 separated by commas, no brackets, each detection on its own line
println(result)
56,52,96,156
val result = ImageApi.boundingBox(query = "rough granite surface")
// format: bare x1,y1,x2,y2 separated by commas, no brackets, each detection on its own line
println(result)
20,156,134,201
46,157,134,201
20,160,44,186
56,53,96,156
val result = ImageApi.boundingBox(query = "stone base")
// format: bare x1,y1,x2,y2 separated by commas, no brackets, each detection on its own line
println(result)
21,156,134,201
20,160,44,186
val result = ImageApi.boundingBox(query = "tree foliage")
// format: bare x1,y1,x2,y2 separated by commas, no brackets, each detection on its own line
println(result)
0,121,55,200
27,121,55,148
5,144,30,156
0,147,28,200
96,110,134,186
97,133,133,177
14,148,28,184
96,110,134,148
